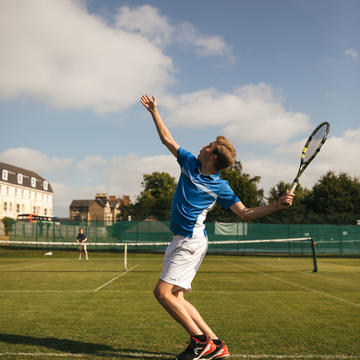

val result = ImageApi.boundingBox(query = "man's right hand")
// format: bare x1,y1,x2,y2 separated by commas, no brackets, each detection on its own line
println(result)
140,94,157,113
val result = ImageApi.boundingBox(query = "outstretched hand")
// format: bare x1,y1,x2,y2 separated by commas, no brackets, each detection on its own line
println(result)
278,189,294,209
140,94,157,113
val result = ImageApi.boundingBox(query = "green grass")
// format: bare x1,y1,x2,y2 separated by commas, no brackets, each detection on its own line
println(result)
0,247,359,359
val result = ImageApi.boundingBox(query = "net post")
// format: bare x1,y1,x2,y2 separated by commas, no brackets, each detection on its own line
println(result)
124,243,128,272
310,237,318,273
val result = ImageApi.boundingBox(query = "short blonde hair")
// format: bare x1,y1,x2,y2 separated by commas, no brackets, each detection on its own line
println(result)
213,136,236,171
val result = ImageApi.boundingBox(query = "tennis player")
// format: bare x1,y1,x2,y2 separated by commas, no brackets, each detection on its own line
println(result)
76,228,88,261
140,94,294,360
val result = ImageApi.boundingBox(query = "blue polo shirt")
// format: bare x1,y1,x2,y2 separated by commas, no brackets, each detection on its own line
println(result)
170,148,240,237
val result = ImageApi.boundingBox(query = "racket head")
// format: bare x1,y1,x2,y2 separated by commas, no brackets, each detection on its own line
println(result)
300,122,330,166
287,121,330,198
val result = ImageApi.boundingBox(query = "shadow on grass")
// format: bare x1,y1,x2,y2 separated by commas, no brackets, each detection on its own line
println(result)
0,333,174,359
0,333,113,353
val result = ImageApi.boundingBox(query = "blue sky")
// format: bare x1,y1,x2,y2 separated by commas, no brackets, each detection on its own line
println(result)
0,0,359,217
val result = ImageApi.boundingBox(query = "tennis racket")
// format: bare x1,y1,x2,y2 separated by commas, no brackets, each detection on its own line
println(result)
283,122,330,203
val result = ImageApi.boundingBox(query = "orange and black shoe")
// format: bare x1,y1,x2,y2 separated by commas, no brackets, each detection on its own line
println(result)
176,335,216,360
202,340,230,359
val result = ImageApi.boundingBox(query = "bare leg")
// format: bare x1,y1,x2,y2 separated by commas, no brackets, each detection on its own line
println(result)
175,290,218,340
154,279,217,339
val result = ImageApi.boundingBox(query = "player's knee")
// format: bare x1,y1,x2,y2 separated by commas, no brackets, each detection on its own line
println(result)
153,285,170,304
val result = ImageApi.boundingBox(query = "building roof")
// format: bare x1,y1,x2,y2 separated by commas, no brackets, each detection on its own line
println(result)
0,161,53,193
109,200,121,209
70,200,93,208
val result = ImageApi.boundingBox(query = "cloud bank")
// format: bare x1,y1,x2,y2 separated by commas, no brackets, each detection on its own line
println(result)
162,83,311,144
0,1,233,113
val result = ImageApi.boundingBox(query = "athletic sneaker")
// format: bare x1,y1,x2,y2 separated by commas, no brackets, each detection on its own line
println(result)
201,341,230,359
176,336,216,360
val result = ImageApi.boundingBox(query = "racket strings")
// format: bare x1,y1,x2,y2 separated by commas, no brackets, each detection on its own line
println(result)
302,124,328,162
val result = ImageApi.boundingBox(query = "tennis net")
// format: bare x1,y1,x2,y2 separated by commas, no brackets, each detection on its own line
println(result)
0,237,318,272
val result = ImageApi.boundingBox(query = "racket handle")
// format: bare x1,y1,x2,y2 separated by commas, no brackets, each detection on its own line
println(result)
289,180,298,195
281,179,298,206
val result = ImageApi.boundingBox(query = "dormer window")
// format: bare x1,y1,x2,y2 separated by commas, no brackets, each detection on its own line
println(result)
31,177,36,188
2,169,8,181
43,181,48,191
17,173,23,184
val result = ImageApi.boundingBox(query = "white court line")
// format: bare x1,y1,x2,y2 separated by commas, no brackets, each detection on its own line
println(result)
93,264,139,292
0,352,359,359
0,262,49,271
226,261,360,309
243,259,360,288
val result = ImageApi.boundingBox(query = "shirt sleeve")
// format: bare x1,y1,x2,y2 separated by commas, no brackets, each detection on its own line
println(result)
217,181,241,209
177,148,197,168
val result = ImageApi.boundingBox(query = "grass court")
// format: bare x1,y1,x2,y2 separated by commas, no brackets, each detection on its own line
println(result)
0,247,359,359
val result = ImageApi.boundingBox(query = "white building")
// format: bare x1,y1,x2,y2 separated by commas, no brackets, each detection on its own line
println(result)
0,162,53,220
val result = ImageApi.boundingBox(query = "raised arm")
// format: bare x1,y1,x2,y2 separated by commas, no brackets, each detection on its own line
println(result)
230,190,294,221
140,94,179,157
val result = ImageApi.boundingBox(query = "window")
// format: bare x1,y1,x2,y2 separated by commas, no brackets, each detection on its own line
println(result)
2,169,8,181
22,204,25,212
43,181,48,191
31,177,36,188
16,204,20,213
17,173,23,184
33,206,36,214
3,202,7,211
44,208,47,215
9,202,12,212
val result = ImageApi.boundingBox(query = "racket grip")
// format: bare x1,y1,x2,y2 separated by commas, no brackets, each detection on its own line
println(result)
289,180,298,195
281,179,298,206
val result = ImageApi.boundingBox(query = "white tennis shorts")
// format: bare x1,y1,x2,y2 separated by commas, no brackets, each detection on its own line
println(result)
79,242,87,251
160,234,208,292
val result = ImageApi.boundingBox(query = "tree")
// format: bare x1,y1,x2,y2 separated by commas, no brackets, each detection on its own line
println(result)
207,161,264,222
134,171,177,220
2,217,15,236
303,171,360,224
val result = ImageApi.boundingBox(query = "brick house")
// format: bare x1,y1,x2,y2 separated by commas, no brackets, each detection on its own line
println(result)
70,193,128,223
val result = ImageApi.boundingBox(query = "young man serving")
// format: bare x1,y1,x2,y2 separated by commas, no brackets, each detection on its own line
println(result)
140,94,294,360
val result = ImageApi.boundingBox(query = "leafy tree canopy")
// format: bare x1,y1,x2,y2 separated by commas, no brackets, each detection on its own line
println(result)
134,171,177,220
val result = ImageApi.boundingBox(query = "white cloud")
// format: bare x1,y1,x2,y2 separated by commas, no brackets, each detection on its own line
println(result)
0,1,234,113
77,155,108,171
115,5,174,47
247,128,360,197
105,153,180,199
0,0,174,113
0,148,74,173
242,158,298,196
115,5,233,59
177,22,233,59
345,48,359,60
162,83,311,144
52,153,180,217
